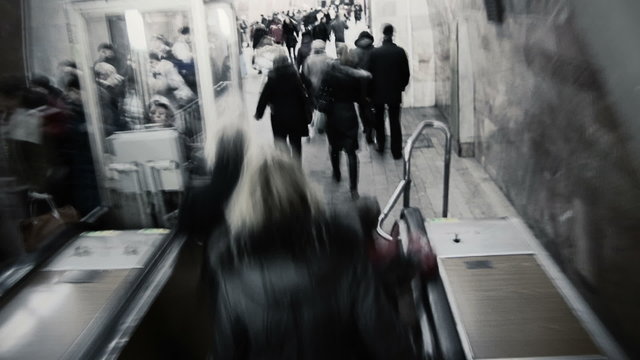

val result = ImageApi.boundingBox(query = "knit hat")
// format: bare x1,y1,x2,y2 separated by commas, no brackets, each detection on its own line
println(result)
311,40,326,52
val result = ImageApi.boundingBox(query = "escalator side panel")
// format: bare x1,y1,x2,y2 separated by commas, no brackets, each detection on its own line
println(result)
401,207,465,360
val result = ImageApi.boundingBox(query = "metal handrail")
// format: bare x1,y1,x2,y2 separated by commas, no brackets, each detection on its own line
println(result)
376,120,452,241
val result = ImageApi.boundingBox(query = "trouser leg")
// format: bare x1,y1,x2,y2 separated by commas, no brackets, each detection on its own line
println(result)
289,135,302,163
359,101,374,143
374,103,386,151
330,146,341,181
358,102,373,130
273,129,288,153
388,103,402,157
346,149,359,191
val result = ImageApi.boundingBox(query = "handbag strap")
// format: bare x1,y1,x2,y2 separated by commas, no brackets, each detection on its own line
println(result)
294,72,310,99
28,191,61,220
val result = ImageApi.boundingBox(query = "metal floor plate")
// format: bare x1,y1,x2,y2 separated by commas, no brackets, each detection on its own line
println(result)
440,254,603,359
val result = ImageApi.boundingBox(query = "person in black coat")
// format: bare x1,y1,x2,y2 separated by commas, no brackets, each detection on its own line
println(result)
252,24,268,50
283,17,299,63
330,14,349,50
176,125,247,246
369,24,410,159
322,47,371,200
353,31,376,144
255,54,311,161
211,148,417,360
296,30,313,72
63,76,100,216
140,125,246,360
312,17,331,42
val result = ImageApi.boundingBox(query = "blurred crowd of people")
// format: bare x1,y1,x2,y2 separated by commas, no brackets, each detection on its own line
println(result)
1,3,422,357
247,3,410,201
92,26,197,135
0,25,202,218
0,71,99,217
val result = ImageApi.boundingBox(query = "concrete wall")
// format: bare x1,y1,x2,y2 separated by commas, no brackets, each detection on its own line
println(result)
369,0,435,107
426,0,640,356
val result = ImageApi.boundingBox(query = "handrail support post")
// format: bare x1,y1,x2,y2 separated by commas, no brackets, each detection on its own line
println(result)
377,119,452,241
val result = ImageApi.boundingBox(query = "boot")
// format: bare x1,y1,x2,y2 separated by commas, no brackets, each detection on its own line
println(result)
330,151,341,182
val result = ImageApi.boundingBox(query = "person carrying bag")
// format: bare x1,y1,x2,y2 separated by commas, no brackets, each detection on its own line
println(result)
313,80,333,134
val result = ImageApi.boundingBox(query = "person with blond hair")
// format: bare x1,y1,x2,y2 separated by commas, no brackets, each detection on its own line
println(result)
211,146,417,359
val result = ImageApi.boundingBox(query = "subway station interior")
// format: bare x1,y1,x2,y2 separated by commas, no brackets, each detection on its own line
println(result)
0,0,639,359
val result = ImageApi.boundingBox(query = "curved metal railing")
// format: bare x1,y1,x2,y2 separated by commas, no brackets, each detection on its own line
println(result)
174,98,202,141
376,120,452,241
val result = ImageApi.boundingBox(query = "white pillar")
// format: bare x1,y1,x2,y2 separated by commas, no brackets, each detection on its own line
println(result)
369,0,436,107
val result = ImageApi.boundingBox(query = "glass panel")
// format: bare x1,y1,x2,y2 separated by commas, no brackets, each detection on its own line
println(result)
80,8,205,229
204,2,245,125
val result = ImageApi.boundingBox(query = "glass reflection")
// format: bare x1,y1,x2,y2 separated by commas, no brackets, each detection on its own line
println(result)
0,1,246,271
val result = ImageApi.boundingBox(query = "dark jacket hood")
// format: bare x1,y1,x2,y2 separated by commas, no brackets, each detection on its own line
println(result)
268,64,298,79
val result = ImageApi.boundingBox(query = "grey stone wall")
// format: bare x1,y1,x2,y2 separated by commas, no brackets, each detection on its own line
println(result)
426,0,640,356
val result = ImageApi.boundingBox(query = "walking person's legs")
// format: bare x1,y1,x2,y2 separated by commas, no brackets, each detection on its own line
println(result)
346,149,359,199
289,45,297,63
273,128,288,153
374,103,386,153
289,135,302,164
358,102,374,144
329,146,341,181
388,103,402,159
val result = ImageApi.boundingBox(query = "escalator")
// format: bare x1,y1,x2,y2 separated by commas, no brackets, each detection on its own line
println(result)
0,0,243,358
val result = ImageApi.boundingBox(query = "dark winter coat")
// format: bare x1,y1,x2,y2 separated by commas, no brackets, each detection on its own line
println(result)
369,39,410,104
210,208,417,360
296,31,313,71
66,101,99,215
283,21,299,48
323,62,371,151
256,65,310,137
252,26,268,49
312,22,330,42
353,32,374,70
